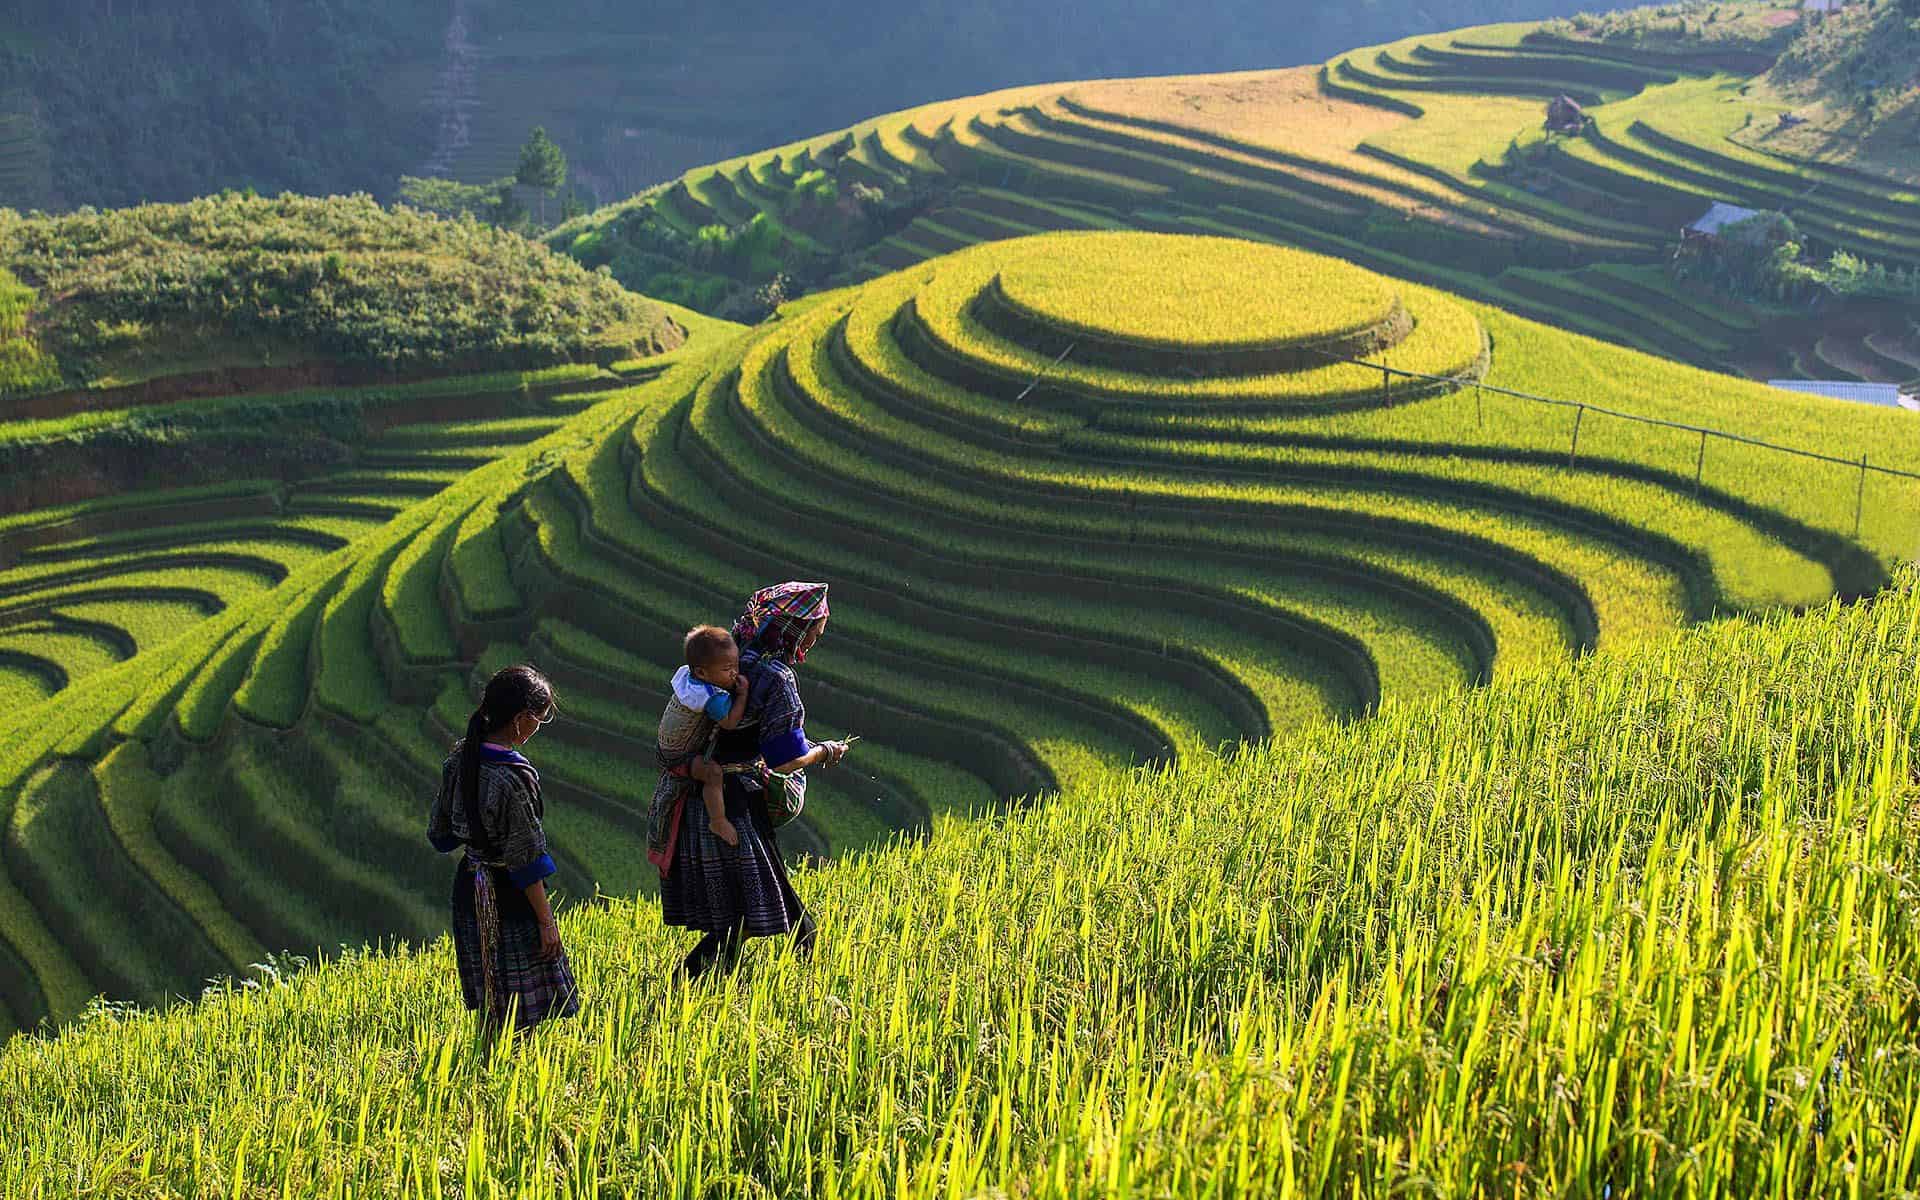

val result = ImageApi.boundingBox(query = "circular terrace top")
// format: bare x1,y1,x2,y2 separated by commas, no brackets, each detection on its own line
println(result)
990,232,1400,354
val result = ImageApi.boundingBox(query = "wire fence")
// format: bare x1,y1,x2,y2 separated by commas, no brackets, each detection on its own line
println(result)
1010,336,1917,544
1324,351,1920,541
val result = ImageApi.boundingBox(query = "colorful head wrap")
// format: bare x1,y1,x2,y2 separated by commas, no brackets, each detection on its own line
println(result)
732,581,830,665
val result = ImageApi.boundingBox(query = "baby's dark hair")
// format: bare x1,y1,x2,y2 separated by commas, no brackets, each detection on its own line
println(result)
685,624,737,672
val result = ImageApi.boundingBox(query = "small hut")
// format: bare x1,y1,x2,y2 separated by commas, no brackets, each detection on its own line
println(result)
1682,202,1767,245
1545,95,1586,133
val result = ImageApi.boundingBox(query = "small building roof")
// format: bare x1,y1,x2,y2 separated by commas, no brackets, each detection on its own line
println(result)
1769,379,1910,408
1687,202,1765,236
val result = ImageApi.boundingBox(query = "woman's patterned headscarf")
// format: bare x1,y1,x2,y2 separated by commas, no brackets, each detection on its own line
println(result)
733,581,830,665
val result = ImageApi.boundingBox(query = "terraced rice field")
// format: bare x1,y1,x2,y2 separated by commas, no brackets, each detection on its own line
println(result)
3,231,1914,1040
553,20,1920,387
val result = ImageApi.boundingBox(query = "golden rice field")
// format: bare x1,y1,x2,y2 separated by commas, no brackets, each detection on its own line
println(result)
991,233,1400,351
2,566,1915,1197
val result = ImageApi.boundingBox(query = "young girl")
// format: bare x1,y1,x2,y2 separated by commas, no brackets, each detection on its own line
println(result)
648,625,751,874
427,664,580,1033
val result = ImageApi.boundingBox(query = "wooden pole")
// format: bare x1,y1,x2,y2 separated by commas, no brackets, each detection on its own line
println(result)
1381,365,1390,403
1694,429,1707,495
1568,405,1585,468
1854,454,1868,539
1475,385,1483,430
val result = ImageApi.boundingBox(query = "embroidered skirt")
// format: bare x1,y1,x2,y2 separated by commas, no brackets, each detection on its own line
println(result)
451,858,580,1030
659,771,806,937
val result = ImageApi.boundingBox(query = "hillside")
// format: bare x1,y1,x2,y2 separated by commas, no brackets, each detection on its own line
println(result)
1,228,1915,1043
3,562,1915,1195
0,0,1602,212
1745,0,1920,181
0,192,683,406
552,4,1920,387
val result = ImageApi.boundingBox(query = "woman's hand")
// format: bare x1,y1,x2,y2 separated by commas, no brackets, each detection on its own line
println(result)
538,917,564,962
820,739,849,768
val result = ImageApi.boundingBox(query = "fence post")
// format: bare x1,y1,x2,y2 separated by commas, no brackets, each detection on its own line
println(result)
1854,454,1868,539
1568,405,1585,468
1381,365,1390,403
1475,385,1484,430
1693,430,1707,496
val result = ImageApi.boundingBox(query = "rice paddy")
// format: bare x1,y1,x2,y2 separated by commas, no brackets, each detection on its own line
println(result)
1,228,1912,1055
3,566,1915,1197
551,10,1920,389
5,10,1920,1190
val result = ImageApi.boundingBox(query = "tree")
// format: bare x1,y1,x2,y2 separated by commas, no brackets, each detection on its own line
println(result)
516,127,568,226
398,174,518,223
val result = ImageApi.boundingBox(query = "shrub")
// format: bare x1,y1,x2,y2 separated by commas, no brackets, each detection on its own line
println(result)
0,193,680,382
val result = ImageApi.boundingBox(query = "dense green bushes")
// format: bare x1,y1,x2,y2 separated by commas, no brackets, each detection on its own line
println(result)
0,266,57,394
0,195,680,393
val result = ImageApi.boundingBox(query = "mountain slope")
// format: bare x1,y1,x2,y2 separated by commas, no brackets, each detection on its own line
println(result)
1,230,1914,1040
3,562,1915,1196
552,7,1920,385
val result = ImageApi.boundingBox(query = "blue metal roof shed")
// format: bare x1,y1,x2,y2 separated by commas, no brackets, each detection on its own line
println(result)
1768,379,1913,409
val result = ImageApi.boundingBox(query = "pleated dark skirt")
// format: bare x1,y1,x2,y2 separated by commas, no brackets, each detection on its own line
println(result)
451,858,581,1030
660,772,805,937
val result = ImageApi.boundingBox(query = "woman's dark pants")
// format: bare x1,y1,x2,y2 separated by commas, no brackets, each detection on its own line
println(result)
682,910,817,979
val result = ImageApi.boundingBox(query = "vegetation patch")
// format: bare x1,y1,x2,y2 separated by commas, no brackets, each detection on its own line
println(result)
0,194,682,398
990,232,1400,357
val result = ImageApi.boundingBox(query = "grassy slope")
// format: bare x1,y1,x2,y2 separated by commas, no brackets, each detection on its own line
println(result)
3,228,1916,1040
552,3,1920,388
2,569,1915,1196
0,194,683,399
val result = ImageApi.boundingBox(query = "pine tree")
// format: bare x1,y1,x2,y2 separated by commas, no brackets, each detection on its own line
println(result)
516,127,568,226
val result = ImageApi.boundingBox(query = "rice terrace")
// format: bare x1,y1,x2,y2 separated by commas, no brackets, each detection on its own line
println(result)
0,0,1918,1195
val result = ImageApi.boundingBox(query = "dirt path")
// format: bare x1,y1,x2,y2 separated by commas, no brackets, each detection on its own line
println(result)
420,0,478,178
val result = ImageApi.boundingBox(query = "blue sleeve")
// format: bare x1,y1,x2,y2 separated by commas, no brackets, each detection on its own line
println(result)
506,854,557,889
760,728,810,767
703,690,733,721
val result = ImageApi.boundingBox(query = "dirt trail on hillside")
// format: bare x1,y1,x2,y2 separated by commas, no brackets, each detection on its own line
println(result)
420,0,478,178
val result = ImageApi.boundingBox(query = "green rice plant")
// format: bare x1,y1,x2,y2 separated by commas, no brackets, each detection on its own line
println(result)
680,390,1354,746
92,742,264,974
0,621,125,686
380,500,476,665
173,625,266,744
0,481,277,543
5,760,230,1008
522,471,1126,793
733,286,1689,649
232,577,342,730
50,598,212,658
446,499,520,622
906,240,1487,406
16,515,364,566
812,298,1585,672
3,571,1915,1196
314,513,434,724
0,541,299,602
0,659,56,712
991,232,1398,352
722,326,1473,708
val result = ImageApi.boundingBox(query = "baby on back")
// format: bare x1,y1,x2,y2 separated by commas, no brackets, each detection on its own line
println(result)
647,625,750,873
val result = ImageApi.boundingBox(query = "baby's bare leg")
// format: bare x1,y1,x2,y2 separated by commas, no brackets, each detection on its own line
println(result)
690,759,732,838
